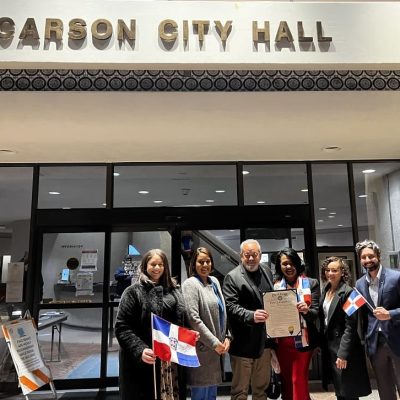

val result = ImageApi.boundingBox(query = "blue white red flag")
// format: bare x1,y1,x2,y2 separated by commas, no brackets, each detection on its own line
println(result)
342,289,367,316
152,314,200,368
297,276,311,306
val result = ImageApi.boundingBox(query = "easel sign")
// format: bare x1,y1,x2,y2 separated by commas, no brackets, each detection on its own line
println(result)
1,318,57,398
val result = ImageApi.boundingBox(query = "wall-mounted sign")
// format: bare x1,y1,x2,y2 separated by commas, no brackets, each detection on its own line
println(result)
1,1,400,69
80,249,98,272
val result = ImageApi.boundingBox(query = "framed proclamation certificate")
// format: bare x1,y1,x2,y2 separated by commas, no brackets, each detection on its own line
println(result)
263,289,301,338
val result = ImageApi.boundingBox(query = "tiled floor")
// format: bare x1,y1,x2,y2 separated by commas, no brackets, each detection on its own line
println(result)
0,383,385,400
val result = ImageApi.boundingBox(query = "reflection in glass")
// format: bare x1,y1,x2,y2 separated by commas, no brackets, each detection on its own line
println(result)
38,308,102,379
113,165,237,207
38,166,107,209
312,164,353,247
353,162,400,266
243,164,308,205
41,232,105,305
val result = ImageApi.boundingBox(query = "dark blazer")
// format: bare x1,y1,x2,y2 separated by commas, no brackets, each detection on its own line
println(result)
319,282,371,398
355,266,400,357
223,263,274,358
115,277,186,400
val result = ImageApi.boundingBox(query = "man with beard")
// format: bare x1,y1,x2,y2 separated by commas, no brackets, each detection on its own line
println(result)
355,239,400,400
223,239,274,400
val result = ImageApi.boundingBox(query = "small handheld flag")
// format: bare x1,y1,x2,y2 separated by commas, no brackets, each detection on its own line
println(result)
342,289,367,316
152,314,200,368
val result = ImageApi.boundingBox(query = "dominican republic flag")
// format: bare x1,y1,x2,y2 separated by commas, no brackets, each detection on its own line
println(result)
297,276,312,306
342,289,367,316
152,314,200,368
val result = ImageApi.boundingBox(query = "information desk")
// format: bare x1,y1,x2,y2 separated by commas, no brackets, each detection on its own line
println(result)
38,312,67,362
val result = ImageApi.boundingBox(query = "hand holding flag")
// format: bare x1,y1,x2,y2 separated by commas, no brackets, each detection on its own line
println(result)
152,314,200,368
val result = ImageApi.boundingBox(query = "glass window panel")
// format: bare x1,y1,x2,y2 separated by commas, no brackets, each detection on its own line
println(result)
245,227,305,278
38,308,102,379
353,162,400,267
114,165,237,207
0,167,33,289
110,231,172,300
180,229,240,281
38,166,107,209
243,164,308,205
41,232,105,304
312,164,353,247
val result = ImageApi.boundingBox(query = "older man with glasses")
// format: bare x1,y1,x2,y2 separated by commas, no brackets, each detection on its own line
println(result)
223,239,274,400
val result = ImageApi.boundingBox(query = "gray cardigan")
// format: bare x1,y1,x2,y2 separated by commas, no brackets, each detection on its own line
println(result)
182,275,227,387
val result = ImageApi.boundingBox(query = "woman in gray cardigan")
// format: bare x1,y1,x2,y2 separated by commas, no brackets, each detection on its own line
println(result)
182,247,230,400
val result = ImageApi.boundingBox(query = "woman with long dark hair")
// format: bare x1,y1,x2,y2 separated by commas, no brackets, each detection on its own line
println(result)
274,248,320,400
182,247,230,400
115,249,187,400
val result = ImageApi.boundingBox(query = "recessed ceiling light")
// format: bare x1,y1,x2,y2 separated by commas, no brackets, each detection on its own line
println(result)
301,189,308,192
215,190,225,193
62,207,71,210
113,172,120,177
337,224,344,227
229,229,236,232
317,219,324,223
153,200,163,204
319,207,327,211
205,200,215,203
242,170,250,175
102,203,107,206
322,146,342,153
328,215,335,218
138,190,149,194
362,169,376,174
257,201,266,204
358,194,368,198
48,191,61,195
329,212,337,215
0,149,17,155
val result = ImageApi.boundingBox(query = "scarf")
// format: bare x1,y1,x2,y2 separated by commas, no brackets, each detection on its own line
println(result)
274,275,311,349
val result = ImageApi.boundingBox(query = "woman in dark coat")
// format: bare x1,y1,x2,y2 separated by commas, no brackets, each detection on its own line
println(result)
115,249,187,400
319,256,371,400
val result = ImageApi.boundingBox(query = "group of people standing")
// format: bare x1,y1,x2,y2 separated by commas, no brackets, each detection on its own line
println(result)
115,239,400,400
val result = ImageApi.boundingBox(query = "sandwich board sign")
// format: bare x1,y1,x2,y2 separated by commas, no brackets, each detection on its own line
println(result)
1,318,57,398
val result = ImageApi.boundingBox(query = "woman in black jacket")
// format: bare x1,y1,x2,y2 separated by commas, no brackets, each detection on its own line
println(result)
319,256,371,400
115,249,187,400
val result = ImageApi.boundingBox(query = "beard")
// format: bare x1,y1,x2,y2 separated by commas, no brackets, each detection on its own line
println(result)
364,261,380,272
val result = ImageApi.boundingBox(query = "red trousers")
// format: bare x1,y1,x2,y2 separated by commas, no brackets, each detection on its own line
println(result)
276,337,313,400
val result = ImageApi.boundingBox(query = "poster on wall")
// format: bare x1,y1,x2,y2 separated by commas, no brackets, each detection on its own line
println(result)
75,272,94,296
5,262,24,303
80,249,98,272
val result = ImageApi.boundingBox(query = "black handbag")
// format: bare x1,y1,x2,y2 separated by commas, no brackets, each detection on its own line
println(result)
265,370,281,399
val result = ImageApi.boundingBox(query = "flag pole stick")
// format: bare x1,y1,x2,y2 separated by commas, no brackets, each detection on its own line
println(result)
353,287,375,312
151,313,157,400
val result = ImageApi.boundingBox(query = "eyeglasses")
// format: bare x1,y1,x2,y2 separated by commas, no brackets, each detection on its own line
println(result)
242,252,260,259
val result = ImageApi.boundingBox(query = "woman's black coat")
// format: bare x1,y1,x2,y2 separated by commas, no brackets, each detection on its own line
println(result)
319,282,371,398
115,277,186,400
